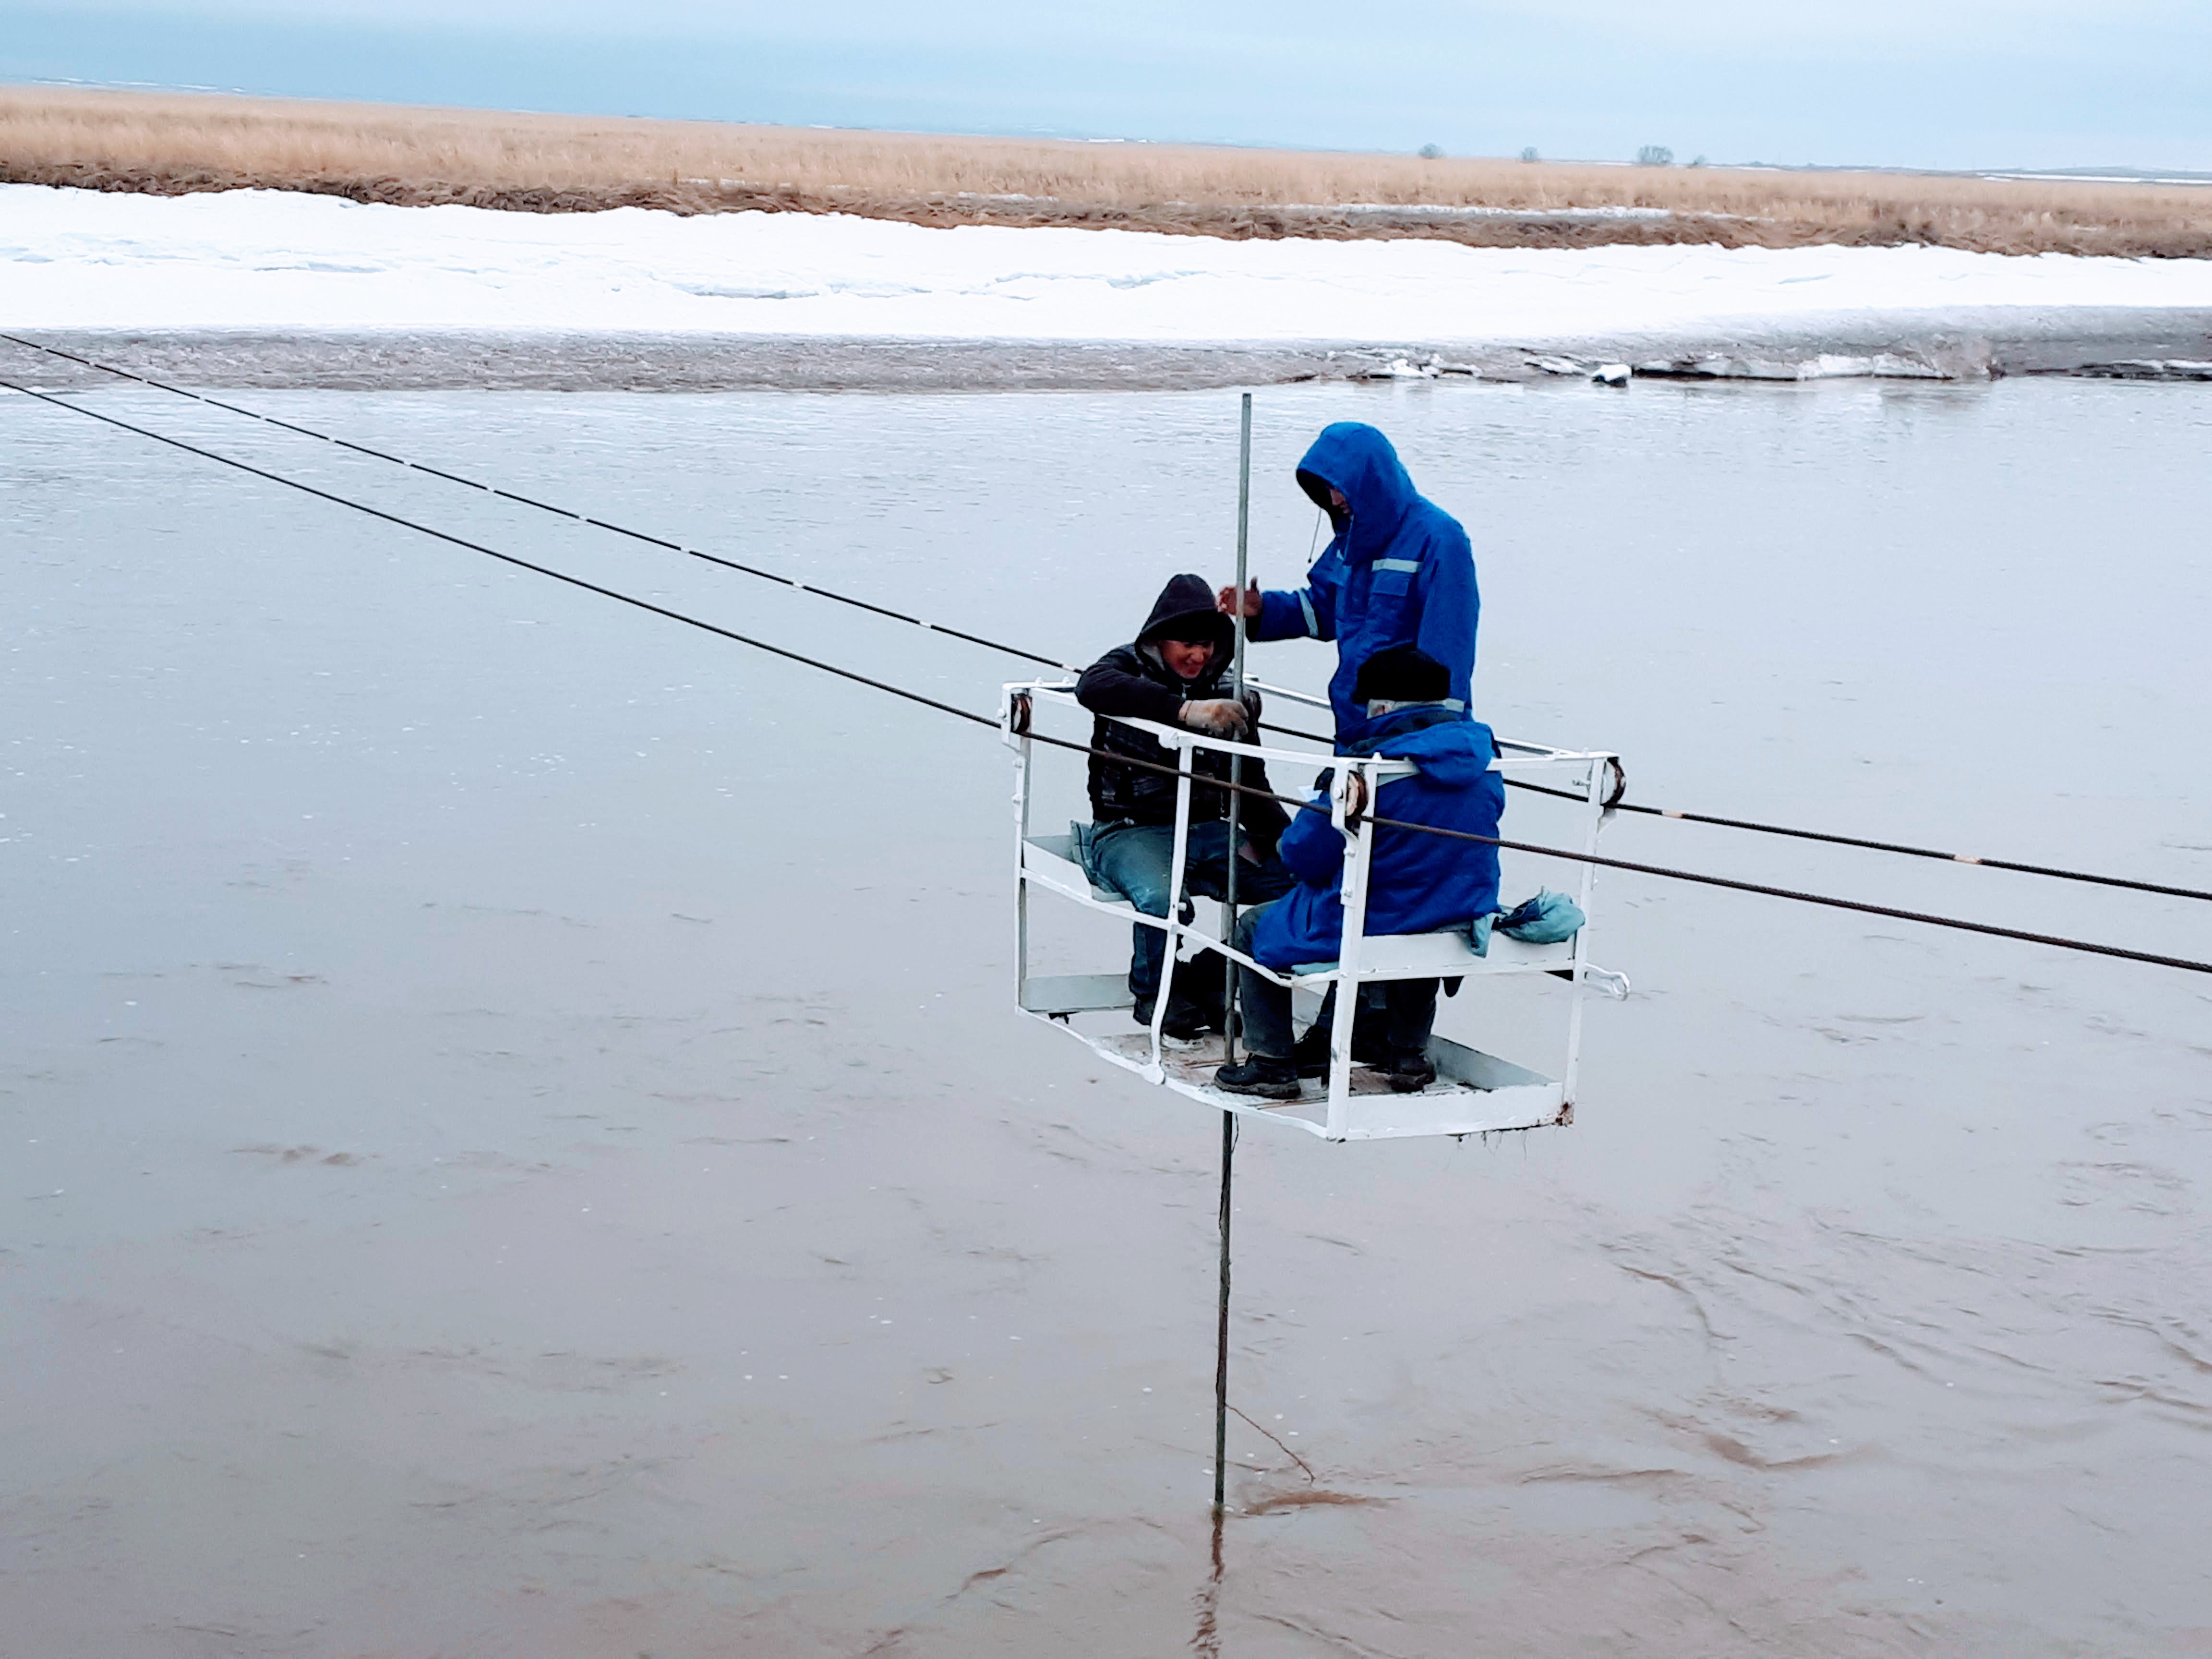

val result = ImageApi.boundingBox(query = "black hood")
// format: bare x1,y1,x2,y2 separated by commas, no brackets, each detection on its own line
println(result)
1134,573,1234,656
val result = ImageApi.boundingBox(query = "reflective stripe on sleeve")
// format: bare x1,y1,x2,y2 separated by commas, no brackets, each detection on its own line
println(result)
1298,591,1320,637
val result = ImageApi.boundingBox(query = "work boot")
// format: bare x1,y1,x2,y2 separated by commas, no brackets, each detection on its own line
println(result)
1381,1048,1437,1094
1214,1056,1301,1100
1133,996,1212,1042
1290,1023,1389,1078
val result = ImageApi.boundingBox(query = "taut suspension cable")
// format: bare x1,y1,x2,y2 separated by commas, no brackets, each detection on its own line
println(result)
10,332,2205,907
8,377,2207,981
0,333,1076,673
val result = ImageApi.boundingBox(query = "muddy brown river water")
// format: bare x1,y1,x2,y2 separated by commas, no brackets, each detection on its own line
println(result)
3,375,2210,1656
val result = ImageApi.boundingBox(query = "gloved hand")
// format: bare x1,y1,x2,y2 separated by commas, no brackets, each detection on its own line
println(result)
1343,771,1369,823
1179,698,1252,739
1215,581,1262,619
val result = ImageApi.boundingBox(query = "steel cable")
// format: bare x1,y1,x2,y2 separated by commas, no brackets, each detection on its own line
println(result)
0,334,1078,673
1013,726,2212,978
12,331,2207,906
7,375,2209,978
0,379,992,729
1501,776,2212,903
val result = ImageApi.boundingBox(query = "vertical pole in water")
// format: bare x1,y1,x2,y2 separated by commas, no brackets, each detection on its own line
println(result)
1214,392,1252,1517
1213,1109,1234,1515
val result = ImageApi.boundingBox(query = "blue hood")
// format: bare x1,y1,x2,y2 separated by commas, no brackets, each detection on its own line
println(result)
1255,420,1480,739
1297,423,1418,561
1339,704,1491,786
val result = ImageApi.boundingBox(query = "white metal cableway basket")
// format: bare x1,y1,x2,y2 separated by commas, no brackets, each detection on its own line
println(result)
1004,677,1630,1142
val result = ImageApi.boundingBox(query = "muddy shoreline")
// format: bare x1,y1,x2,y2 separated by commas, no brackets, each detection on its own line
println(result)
6,318,2210,392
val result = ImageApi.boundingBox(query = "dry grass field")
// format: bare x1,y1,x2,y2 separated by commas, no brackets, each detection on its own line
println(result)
6,84,2210,258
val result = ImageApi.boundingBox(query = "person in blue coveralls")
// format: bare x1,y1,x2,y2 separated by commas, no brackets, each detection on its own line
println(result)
1213,645,1503,1101
1217,422,1478,737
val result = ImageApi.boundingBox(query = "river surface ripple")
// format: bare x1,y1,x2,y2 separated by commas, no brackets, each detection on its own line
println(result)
3,377,2210,1656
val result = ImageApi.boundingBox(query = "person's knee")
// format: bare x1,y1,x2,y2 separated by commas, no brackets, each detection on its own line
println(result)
1095,850,1170,915
1117,876,1172,916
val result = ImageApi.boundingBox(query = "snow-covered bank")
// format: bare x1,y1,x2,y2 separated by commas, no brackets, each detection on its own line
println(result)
5,184,2212,347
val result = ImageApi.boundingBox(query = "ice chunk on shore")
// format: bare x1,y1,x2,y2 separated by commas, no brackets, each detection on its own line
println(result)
1632,344,1990,380
2075,358,2212,380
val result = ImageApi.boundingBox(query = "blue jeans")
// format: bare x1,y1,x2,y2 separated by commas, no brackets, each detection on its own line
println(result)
1087,820,1296,1006
1231,902,1440,1061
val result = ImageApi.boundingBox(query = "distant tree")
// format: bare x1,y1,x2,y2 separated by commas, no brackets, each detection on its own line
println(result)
1636,144,1674,167
1418,143,1445,159
1689,154,1708,168
1519,146,1540,163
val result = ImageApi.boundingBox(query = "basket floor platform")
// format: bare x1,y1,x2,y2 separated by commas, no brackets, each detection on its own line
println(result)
1082,1026,1568,1139
1022,973,1571,1139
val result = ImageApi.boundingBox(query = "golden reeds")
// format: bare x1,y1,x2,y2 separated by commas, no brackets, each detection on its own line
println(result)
5,84,2209,258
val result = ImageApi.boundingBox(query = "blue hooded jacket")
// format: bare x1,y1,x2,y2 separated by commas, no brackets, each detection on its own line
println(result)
1251,423,1479,737
1250,705,1505,970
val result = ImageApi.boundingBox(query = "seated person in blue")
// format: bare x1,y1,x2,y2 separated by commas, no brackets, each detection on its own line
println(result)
1214,644,1503,1100
1076,574,1296,1040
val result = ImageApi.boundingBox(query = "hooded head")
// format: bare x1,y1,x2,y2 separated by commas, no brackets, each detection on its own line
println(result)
1136,573,1234,683
1295,423,1419,558
1352,643,1450,709
1339,643,1481,773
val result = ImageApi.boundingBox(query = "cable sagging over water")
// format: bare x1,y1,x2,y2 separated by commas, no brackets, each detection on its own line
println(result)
7,333,2205,908
4,376,2206,978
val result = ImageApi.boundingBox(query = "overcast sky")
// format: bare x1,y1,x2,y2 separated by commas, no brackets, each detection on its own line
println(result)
7,0,2209,171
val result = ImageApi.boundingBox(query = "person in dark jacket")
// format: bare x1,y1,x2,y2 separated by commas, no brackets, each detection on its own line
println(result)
1214,645,1503,1100
1077,574,1295,1038
1218,422,1478,738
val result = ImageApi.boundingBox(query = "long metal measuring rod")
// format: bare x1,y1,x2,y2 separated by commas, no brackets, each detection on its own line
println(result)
6,375,2209,981
1214,393,1254,1517
9,331,2207,908
1223,394,1253,1063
